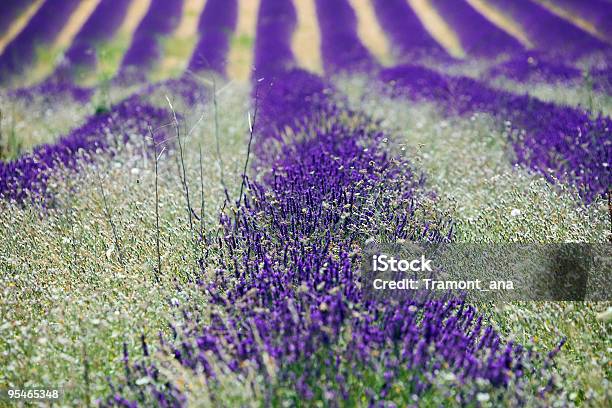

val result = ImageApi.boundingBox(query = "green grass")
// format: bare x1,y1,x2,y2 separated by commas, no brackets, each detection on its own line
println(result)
337,75,611,406
0,83,252,405
0,72,610,406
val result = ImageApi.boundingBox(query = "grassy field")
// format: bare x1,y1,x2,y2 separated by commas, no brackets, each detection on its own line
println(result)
0,77,610,406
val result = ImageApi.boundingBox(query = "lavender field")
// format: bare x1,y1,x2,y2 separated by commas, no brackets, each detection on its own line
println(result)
0,0,610,407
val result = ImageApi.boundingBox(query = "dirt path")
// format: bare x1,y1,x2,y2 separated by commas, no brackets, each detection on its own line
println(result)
407,0,465,59
533,0,611,44
348,0,393,66
466,0,534,48
0,0,45,55
152,0,207,80
293,0,322,73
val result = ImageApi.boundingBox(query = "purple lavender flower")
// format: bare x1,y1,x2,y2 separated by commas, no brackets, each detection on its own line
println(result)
52,0,132,81
253,0,298,79
0,95,170,202
546,0,612,40
9,80,94,103
0,0,36,38
379,64,612,203
487,51,582,83
103,3,564,405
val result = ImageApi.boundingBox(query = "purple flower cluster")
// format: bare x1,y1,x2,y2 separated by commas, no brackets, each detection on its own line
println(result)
314,0,377,73
487,51,582,83
380,65,612,203
117,0,184,82
0,0,81,83
485,0,609,57
0,95,170,202
589,66,612,94
428,0,523,58
187,0,238,75
370,0,449,61
104,67,543,407
9,80,94,104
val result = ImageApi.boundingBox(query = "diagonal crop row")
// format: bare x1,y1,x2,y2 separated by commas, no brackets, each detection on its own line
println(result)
428,0,523,58
100,1,563,406
379,64,611,203
0,0,82,83
115,0,185,83
0,0,240,203
483,0,609,56
0,0,37,38
0,94,171,203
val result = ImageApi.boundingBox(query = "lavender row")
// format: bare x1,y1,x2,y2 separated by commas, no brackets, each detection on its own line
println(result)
371,0,449,61
0,0,240,202
53,0,132,80
116,0,184,82
486,51,582,83
252,0,298,79
103,1,558,405
9,0,132,102
543,0,612,40
0,0,36,38
12,0,238,103
314,0,376,73
379,65,611,203
485,0,609,57
428,0,523,58
0,0,81,83
486,51,612,94
105,67,539,408
0,95,170,203
187,0,238,75
367,3,611,201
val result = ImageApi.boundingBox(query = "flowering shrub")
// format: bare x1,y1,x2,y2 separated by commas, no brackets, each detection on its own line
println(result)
315,0,377,73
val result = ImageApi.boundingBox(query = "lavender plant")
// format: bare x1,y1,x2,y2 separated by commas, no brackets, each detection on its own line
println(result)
0,0,36,38
370,0,449,61
314,0,377,74
99,1,568,406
